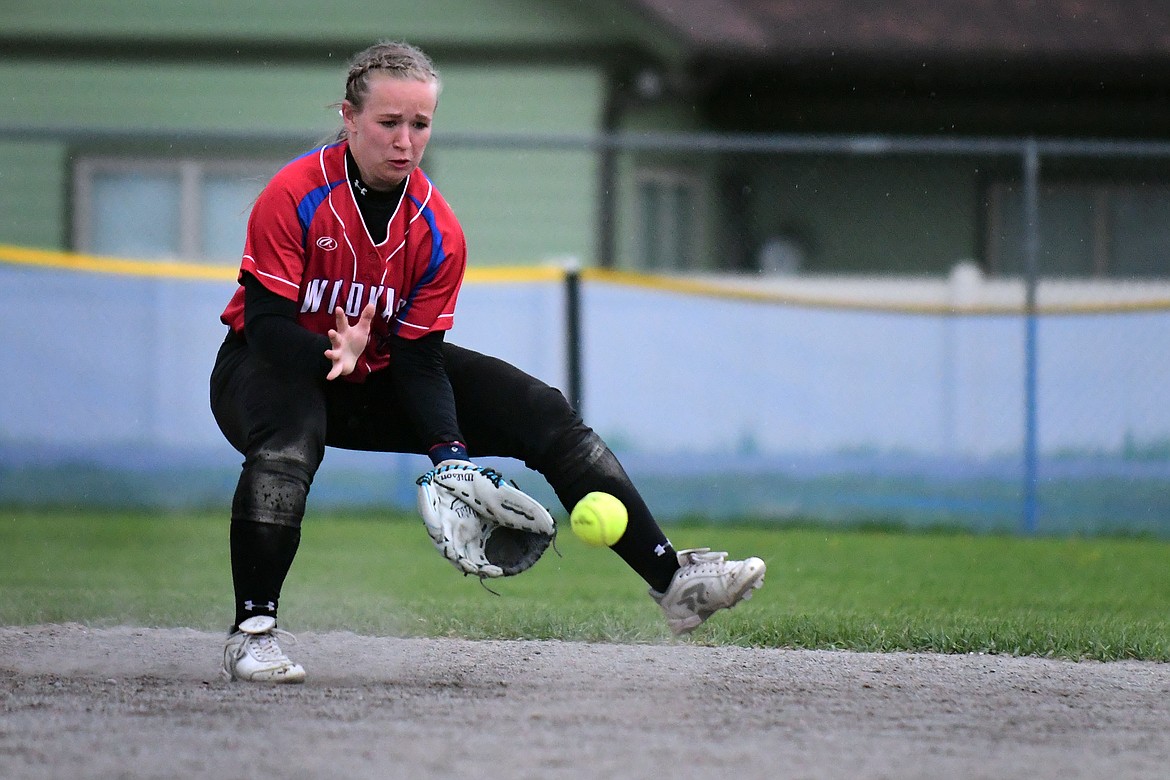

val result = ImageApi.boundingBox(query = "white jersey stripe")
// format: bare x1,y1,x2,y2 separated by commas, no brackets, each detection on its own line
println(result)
408,179,433,224
242,257,300,292
396,311,454,332
394,319,431,332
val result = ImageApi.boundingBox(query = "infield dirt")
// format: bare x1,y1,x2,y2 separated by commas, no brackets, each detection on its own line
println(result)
2,623,1169,779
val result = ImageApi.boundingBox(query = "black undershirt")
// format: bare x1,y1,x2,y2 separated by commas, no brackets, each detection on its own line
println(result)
346,147,404,245
240,150,464,449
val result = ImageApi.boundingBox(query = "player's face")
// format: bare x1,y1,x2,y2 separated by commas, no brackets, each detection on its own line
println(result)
342,74,438,190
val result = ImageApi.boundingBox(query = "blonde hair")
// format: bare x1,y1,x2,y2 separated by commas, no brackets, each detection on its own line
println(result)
343,40,441,110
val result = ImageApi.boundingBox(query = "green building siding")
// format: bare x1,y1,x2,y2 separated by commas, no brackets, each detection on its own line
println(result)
0,61,339,135
0,50,997,272
0,0,636,48
0,141,69,248
0,56,607,265
436,65,604,265
437,147,598,265
0,0,632,264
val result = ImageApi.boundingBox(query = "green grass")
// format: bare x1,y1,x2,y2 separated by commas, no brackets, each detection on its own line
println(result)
2,508,1168,661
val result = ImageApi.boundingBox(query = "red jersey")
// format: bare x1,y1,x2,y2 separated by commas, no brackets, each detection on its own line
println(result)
220,141,466,382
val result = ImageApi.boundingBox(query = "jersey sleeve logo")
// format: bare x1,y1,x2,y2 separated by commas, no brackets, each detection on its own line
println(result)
316,236,338,251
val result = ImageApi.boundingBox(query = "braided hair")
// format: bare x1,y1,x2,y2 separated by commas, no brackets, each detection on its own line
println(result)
334,41,441,139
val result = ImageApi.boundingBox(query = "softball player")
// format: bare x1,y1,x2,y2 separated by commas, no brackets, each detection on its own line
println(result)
211,41,766,683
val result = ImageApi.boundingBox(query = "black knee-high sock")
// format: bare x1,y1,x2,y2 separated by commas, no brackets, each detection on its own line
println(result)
551,445,680,593
230,519,301,631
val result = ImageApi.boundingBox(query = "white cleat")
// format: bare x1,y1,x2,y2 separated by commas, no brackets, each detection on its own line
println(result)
650,548,766,635
222,615,306,683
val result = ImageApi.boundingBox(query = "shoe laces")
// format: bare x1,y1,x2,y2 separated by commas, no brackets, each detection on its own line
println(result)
680,548,730,572
243,627,297,663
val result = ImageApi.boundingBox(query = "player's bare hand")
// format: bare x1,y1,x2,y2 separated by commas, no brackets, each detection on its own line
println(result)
325,304,375,380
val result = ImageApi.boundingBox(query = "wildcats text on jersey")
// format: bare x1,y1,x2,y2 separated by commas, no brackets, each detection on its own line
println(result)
300,278,400,322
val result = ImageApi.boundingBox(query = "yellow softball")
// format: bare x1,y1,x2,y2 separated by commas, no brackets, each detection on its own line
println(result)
570,491,629,547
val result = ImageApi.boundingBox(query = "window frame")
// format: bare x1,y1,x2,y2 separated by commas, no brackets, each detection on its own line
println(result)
983,177,1170,279
632,166,704,272
73,155,279,262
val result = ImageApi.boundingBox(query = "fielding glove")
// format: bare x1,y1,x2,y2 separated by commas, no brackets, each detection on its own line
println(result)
416,462,556,578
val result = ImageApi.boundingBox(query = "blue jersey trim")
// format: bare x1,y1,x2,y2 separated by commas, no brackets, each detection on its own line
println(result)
393,195,447,333
296,179,346,249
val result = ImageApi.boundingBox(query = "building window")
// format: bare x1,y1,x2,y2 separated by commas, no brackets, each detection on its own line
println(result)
634,168,701,271
74,157,278,262
985,180,1170,278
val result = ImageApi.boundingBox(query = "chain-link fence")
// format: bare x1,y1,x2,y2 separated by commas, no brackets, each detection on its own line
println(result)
2,130,1169,535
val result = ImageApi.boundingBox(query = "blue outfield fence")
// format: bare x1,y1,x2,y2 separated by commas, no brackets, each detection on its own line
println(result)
2,248,1170,536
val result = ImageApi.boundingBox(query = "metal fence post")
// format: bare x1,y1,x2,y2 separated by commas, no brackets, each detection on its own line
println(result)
1022,139,1041,534
564,260,584,415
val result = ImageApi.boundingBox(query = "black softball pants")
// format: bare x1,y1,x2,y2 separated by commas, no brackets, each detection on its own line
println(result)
210,334,679,627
